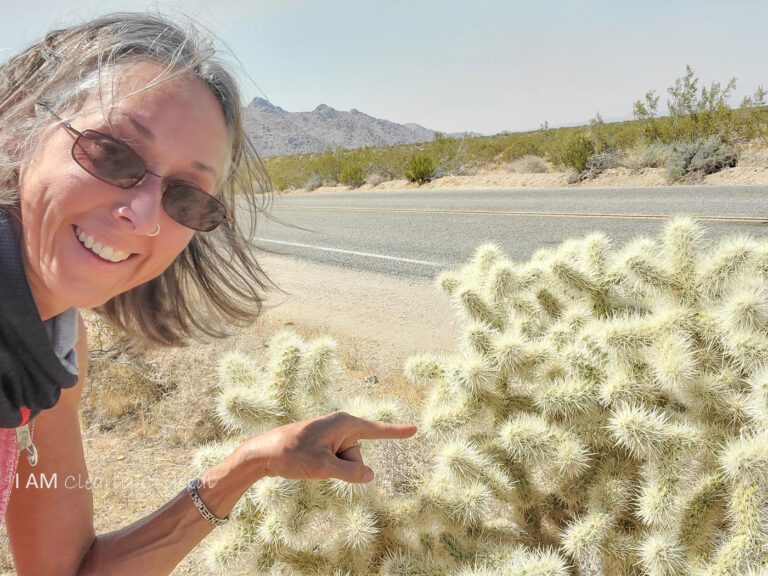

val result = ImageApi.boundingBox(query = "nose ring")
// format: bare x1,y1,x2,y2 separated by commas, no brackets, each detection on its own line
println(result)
147,224,160,237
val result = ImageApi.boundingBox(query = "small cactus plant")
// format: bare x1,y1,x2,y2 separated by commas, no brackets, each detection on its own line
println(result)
198,330,415,574
196,218,768,575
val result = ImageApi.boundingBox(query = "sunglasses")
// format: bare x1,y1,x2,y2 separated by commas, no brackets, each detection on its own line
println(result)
39,104,227,232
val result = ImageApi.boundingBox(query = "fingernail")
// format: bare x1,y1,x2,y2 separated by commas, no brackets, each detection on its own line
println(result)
363,469,374,482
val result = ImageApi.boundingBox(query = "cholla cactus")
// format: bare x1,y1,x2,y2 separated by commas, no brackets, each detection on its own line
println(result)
202,330,385,574
405,218,768,575
198,219,768,575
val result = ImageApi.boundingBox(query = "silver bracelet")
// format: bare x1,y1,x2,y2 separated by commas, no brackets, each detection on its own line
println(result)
187,478,229,527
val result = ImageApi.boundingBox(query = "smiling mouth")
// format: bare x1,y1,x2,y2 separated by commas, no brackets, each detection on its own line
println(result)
73,226,135,263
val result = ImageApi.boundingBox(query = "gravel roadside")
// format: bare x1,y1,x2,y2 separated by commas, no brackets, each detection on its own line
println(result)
256,252,460,377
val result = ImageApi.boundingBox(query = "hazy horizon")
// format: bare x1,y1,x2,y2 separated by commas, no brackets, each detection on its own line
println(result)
1,0,765,135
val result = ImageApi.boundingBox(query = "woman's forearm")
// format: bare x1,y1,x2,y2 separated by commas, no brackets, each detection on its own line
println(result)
76,447,263,576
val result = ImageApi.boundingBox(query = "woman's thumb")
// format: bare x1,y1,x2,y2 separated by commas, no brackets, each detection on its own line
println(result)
332,458,374,483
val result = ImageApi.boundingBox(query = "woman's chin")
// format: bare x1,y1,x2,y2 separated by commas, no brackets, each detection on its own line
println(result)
45,275,124,311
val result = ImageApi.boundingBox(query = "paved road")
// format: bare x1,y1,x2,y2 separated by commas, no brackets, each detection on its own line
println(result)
248,186,768,280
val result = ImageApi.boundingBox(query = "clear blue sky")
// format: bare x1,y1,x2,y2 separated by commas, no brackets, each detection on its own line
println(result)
1,0,765,135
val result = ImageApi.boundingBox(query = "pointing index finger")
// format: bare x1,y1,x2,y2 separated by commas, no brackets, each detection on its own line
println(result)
354,418,417,441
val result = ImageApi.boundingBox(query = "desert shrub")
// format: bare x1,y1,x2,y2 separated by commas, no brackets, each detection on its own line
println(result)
81,314,168,423
304,173,323,191
365,172,387,187
567,151,620,183
551,133,595,172
666,137,737,182
738,142,768,167
339,163,366,188
622,142,672,170
197,219,768,576
404,154,436,184
270,174,288,191
588,112,613,154
507,155,548,174
572,151,620,182
499,139,545,163
431,132,467,177
84,361,162,420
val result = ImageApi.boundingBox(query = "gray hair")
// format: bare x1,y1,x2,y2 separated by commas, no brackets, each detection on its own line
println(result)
0,12,279,347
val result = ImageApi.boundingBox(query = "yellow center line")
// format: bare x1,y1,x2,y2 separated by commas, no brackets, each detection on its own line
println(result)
272,205,768,224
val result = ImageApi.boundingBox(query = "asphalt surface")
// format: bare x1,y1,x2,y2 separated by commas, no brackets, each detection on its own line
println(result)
247,186,768,280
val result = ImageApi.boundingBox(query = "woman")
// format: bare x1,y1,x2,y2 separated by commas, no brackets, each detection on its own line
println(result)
0,12,416,575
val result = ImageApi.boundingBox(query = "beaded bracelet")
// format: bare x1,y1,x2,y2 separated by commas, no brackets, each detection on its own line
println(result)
187,478,229,527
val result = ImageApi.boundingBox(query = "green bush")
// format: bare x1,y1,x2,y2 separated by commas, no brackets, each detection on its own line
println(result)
404,154,436,184
270,174,288,191
499,139,544,162
666,137,737,182
551,133,595,172
339,163,366,188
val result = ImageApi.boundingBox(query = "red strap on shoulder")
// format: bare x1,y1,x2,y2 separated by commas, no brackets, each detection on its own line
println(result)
19,406,31,426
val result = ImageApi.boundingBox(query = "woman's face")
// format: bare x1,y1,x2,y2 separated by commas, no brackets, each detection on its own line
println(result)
19,61,230,319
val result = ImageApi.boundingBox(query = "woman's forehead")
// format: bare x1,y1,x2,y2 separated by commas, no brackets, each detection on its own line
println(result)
81,61,219,118
77,61,231,177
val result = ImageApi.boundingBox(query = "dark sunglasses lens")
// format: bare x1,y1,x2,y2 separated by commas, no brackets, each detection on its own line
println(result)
73,131,145,187
163,185,226,231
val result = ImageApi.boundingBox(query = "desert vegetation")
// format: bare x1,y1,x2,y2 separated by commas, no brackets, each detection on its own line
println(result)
263,66,768,191
191,218,768,575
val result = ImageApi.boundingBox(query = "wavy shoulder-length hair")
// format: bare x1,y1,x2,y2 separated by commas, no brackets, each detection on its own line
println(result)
0,12,280,347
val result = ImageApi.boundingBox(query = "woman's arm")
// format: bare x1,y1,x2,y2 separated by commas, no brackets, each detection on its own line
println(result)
7,316,416,575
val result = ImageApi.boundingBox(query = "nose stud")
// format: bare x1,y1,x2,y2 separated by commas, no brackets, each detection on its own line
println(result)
146,224,160,237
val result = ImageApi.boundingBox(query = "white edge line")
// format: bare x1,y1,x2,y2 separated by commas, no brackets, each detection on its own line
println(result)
255,238,445,267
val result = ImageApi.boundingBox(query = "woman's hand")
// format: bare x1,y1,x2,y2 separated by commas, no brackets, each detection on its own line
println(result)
198,412,417,522
241,412,417,484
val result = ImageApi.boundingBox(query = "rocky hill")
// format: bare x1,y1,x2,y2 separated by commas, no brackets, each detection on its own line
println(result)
243,97,436,157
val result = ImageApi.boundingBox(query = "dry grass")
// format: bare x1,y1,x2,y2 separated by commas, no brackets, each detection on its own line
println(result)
620,142,671,170
364,172,387,187
737,140,768,167
506,154,549,173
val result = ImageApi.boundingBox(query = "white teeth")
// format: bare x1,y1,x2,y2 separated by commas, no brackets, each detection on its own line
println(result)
74,226,131,263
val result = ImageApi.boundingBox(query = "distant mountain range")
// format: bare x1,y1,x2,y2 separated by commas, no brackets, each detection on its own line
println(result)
242,97,440,157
